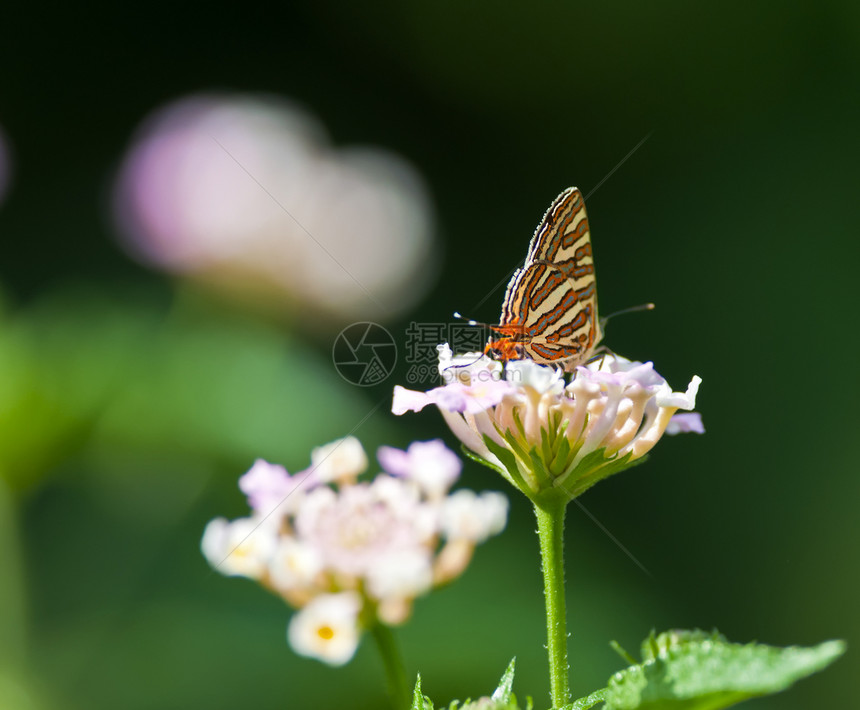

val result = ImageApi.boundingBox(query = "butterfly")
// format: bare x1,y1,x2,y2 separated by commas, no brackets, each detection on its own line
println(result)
484,187,602,371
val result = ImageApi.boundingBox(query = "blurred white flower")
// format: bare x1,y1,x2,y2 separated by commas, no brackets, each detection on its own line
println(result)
202,436,508,665
295,475,435,579
377,439,462,498
365,548,434,601
287,592,362,666
305,436,368,485
239,459,304,517
112,93,436,322
200,516,278,579
268,537,324,595
440,490,509,543
394,348,702,502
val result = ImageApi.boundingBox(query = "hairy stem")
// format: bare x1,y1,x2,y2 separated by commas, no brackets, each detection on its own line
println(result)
534,498,570,707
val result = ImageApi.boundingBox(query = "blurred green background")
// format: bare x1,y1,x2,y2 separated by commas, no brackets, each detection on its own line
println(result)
1,2,858,708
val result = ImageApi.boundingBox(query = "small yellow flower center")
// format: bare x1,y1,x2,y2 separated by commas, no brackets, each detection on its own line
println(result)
317,625,335,641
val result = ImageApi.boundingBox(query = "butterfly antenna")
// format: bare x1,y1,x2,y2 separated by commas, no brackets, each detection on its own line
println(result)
453,311,488,328
601,302,655,326
443,352,487,374
448,312,494,372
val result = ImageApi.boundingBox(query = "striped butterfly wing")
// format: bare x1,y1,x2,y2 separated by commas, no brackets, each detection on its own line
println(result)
496,187,602,370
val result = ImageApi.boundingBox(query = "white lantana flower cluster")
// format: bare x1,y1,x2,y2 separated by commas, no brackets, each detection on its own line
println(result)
201,437,507,666
392,345,703,503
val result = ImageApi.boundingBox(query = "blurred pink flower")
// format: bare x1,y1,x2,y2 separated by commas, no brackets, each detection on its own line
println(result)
112,94,436,322
294,477,436,581
377,439,462,498
238,459,304,516
202,436,508,664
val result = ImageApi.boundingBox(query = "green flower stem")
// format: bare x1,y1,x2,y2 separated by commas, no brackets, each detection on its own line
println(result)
534,497,570,708
371,622,410,710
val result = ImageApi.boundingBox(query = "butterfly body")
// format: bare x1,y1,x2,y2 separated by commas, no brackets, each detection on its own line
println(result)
485,187,602,371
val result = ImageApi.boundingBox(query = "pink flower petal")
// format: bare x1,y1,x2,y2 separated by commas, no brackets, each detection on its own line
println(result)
393,381,514,416
378,440,462,496
392,385,435,415
239,459,298,514
666,412,705,435
377,445,410,476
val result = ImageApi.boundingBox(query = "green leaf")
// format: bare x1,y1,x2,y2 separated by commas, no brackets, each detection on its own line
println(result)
639,630,723,664
419,660,528,710
463,441,522,497
412,674,434,710
498,426,531,467
527,446,553,491
598,630,845,710
511,407,529,441
540,426,555,472
447,657,524,708
457,696,523,710
478,435,518,475
565,687,608,709
558,449,647,500
482,435,533,496
610,640,638,666
461,445,508,478
491,658,517,702
552,432,573,477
